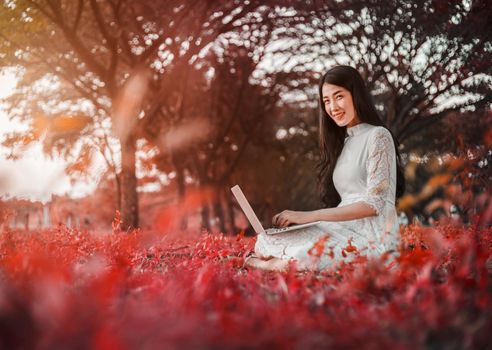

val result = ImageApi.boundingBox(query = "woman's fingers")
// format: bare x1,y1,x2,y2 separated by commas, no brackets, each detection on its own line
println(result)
273,212,284,226
273,211,293,227
279,215,289,228
272,213,279,226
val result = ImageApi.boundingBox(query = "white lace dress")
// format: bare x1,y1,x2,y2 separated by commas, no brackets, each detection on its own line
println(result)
255,123,399,270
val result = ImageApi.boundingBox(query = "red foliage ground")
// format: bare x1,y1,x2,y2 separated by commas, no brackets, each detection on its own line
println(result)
0,223,491,349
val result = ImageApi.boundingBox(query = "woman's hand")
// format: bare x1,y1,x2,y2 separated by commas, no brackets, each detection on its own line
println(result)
272,210,311,228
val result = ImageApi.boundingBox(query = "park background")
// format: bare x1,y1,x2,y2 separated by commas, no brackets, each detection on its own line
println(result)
0,0,491,349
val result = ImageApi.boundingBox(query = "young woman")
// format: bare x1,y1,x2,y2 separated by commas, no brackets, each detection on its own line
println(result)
246,65,406,271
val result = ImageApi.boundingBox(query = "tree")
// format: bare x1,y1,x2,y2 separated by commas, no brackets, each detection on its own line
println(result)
0,0,311,229
149,35,311,232
263,0,491,141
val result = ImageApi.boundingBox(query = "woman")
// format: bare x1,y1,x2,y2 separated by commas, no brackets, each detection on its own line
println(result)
246,65,406,271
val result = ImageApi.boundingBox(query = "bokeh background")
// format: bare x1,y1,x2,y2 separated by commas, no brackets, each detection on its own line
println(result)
0,0,490,233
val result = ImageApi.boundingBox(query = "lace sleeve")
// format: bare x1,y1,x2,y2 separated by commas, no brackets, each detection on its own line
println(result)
363,127,395,215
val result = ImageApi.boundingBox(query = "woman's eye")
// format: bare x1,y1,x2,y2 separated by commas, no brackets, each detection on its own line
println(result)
324,95,342,104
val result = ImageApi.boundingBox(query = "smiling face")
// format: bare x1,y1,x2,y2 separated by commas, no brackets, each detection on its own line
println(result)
321,83,361,128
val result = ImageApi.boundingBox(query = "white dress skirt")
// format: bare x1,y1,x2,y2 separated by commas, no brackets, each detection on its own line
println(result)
255,123,400,270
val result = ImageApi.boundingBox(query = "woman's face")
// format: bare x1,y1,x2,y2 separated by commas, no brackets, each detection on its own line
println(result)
321,83,360,128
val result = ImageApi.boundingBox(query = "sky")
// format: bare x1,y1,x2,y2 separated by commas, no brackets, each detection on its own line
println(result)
0,70,95,203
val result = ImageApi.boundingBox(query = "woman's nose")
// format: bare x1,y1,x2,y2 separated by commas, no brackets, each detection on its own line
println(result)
330,100,339,112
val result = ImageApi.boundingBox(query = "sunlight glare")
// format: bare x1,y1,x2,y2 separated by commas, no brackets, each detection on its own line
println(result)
0,69,18,99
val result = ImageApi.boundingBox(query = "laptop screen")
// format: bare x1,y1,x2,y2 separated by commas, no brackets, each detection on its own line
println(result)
230,185,265,234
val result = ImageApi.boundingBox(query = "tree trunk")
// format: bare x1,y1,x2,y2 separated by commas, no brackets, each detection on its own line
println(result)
174,155,188,230
24,212,29,231
225,188,237,234
213,185,226,233
113,173,122,219
120,136,139,230
201,203,211,233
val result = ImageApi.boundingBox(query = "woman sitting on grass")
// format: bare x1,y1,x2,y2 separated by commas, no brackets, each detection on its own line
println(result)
247,65,406,271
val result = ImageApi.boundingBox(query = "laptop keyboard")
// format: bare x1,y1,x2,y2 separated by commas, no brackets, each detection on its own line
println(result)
266,227,290,234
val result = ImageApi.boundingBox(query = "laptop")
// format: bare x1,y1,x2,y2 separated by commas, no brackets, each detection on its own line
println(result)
231,185,321,235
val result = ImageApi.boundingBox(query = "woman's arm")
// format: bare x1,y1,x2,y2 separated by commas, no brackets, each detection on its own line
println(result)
309,201,377,222
273,202,377,227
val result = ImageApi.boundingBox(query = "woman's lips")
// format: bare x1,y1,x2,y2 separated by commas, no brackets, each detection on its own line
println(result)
333,112,344,120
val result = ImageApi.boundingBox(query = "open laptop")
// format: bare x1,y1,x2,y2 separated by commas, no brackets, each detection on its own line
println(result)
231,185,321,235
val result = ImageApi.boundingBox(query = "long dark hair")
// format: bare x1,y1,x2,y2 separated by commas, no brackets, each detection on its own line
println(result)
316,65,405,207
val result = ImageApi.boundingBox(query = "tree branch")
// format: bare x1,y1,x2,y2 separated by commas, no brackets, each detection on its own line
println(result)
72,0,84,32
